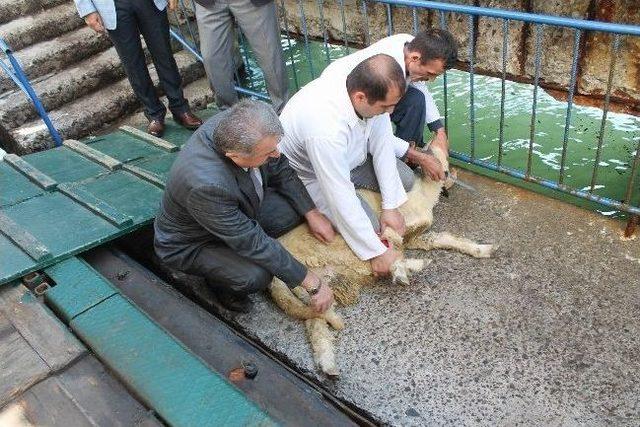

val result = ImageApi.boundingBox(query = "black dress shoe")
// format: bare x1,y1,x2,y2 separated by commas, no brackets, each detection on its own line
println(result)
217,291,253,313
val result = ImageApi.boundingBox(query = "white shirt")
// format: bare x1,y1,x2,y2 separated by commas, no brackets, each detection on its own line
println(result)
279,78,409,261
321,34,442,125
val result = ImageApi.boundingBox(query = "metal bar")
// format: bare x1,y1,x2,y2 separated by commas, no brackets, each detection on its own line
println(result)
412,7,419,35
438,11,448,135
169,29,269,101
449,150,640,215
468,14,476,159
559,29,581,184
589,34,620,193
339,0,350,53
280,0,300,91
386,4,393,37
526,24,543,178
316,0,332,64
497,19,509,167
371,0,640,35
297,0,316,79
2,47,63,147
624,136,640,206
361,0,371,47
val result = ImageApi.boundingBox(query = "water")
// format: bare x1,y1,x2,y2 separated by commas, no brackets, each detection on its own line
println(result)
238,37,640,218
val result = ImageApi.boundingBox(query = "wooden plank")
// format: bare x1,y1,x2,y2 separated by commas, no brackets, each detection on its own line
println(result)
63,139,122,171
0,211,51,262
57,183,133,228
3,377,94,426
122,164,166,189
56,355,163,426
0,310,50,407
0,283,85,371
4,154,57,190
119,125,179,152
0,162,45,208
23,147,107,184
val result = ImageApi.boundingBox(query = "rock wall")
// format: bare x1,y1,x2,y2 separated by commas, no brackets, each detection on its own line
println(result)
278,0,640,114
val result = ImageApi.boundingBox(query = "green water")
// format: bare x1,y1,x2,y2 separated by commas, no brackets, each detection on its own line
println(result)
238,37,640,218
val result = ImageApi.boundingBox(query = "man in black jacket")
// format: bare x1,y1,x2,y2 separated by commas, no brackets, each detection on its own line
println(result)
154,100,334,313
193,0,289,113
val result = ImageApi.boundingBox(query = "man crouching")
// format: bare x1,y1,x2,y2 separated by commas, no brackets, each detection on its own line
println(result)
154,100,334,313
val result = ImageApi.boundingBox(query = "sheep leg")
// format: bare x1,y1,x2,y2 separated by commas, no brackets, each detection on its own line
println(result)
390,258,430,285
269,279,345,330
305,318,339,377
406,231,497,258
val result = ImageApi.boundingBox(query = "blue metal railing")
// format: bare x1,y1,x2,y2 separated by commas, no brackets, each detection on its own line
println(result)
169,0,640,219
0,37,63,147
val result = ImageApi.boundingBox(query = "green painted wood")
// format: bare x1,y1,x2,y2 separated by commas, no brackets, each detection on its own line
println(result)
24,147,108,184
0,211,51,262
131,152,179,182
121,164,166,189
77,171,164,223
4,154,58,190
57,183,134,228
2,192,117,258
63,140,122,171
0,235,35,280
70,295,274,427
0,162,44,207
44,257,118,323
84,133,164,163
119,125,179,152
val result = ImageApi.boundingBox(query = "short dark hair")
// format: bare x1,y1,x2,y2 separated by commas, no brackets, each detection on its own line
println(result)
407,28,458,69
346,54,406,104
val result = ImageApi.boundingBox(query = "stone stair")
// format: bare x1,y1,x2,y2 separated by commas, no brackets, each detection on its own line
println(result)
0,0,211,154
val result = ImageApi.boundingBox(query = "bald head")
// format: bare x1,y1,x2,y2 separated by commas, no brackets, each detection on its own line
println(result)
346,53,406,104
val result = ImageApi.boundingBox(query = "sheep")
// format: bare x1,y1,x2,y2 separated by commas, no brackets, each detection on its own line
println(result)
268,145,497,377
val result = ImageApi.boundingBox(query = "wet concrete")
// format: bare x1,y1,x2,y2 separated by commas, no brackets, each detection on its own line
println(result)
222,169,640,426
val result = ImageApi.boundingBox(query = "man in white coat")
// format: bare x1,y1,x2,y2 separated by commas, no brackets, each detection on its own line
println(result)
280,54,442,277
320,28,458,180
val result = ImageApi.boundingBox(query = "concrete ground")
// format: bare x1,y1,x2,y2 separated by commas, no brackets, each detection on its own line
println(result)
221,168,640,426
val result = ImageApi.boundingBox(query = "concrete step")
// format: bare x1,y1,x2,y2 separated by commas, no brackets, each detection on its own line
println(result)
0,0,70,26
0,25,112,94
0,2,84,51
10,51,208,153
0,47,151,130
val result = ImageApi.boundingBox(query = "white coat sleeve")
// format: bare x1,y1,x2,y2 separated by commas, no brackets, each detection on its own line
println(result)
367,115,409,210
305,137,388,260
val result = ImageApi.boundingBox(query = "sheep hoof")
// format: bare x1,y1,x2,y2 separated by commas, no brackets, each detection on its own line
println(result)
474,244,498,258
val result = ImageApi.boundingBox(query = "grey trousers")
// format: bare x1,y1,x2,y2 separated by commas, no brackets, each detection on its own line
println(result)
183,189,303,295
350,155,415,231
195,0,289,113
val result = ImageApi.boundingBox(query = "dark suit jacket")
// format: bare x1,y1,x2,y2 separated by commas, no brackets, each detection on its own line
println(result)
154,110,314,287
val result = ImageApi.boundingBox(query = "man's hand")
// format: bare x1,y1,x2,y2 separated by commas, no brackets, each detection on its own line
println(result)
419,153,446,181
84,12,105,33
304,208,335,243
301,271,334,313
370,247,402,277
380,208,406,236
168,0,178,11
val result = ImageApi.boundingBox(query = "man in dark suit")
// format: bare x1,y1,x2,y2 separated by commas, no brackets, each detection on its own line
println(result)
154,100,334,313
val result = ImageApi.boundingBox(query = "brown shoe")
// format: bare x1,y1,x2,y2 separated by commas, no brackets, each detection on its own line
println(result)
174,110,203,130
147,119,165,137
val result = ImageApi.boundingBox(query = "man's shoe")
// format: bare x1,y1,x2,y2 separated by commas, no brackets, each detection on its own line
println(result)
174,111,203,130
217,291,253,313
147,119,165,137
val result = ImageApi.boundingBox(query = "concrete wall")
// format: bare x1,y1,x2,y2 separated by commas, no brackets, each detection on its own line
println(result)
278,0,640,114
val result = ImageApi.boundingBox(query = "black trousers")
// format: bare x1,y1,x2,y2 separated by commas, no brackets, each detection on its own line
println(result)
184,189,304,296
108,0,189,121
391,85,444,147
